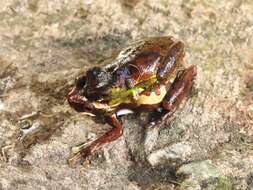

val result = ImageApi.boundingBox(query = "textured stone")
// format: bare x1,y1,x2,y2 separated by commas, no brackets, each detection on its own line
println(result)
148,142,192,166
0,0,252,189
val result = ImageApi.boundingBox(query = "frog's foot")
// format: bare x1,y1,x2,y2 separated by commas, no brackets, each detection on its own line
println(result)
18,121,44,142
68,141,94,166
147,65,197,128
68,114,123,166
1,144,15,162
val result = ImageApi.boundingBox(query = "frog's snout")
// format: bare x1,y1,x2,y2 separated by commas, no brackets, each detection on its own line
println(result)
67,87,94,113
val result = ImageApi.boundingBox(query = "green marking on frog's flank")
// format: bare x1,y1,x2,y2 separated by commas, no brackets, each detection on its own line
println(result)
109,86,144,106
109,77,158,106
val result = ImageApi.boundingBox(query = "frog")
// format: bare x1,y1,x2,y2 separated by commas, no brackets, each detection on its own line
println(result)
67,36,197,165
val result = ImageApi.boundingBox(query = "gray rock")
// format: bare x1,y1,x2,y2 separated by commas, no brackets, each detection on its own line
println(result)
144,127,159,154
177,160,233,190
147,141,192,166
0,0,252,189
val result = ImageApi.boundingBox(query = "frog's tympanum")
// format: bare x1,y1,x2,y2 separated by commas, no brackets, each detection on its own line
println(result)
68,36,197,164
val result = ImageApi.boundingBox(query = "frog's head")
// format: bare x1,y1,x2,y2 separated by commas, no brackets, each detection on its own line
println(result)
67,75,93,113
84,67,112,98
68,69,123,114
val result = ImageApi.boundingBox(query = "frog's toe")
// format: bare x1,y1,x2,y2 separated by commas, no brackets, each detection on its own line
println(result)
18,121,44,142
68,141,93,166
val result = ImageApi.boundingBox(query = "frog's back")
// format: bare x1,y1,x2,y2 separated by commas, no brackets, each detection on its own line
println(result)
108,36,178,87
106,37,175,68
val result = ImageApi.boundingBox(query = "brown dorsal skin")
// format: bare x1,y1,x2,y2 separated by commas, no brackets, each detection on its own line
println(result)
111,36,185,89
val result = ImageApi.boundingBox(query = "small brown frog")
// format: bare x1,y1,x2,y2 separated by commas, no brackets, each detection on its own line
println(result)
68,36,197,164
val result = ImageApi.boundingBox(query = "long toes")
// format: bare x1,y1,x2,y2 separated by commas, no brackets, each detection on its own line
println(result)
68,142,94,166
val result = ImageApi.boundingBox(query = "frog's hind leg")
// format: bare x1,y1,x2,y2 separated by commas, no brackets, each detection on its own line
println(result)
156,41,185,81
68,114,123,166
147,65,197,127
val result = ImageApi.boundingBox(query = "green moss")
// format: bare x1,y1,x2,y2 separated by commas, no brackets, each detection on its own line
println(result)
180,177,233,190
191,42,211,52
160,0,169,7
215,177,233,190
202,60,218,73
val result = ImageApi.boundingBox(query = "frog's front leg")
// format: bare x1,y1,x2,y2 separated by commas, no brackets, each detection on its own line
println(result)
68,114,123,165
148,65,197,127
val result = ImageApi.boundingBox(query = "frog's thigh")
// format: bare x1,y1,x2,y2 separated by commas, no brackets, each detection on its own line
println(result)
162,65,197,111
156,41,185,81
146,65,196,127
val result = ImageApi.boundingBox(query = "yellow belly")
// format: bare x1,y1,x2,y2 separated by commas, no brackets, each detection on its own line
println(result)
137,85,167,105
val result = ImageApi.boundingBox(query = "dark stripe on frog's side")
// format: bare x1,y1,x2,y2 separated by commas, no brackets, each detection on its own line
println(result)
112,51,160,88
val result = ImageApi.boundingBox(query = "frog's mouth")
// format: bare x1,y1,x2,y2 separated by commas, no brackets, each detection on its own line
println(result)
67,87,95,113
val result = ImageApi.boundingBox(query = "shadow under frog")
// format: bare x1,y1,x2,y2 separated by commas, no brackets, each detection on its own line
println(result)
67,36,197,165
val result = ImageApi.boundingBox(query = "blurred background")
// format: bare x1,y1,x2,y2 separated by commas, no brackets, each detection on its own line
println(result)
0,0,252,189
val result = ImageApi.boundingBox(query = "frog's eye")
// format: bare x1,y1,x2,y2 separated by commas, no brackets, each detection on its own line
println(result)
86,67,102,80
75,76,86,89
86,67,110,89
91,67,101,76
126,78,135,89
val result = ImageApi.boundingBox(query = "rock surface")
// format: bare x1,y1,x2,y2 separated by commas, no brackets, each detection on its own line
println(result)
147,141,193,166
0,0,253,189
